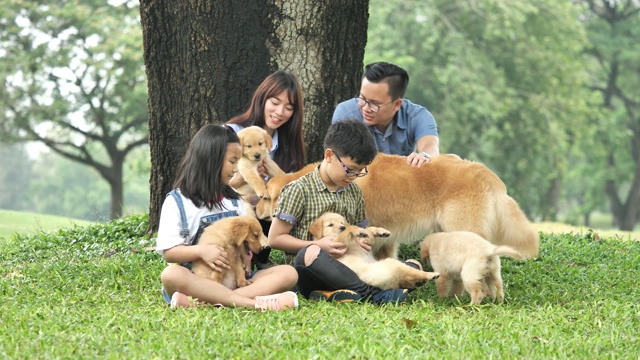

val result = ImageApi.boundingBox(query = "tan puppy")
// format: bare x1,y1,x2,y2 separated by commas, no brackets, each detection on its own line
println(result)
257,153,539,260
255,162,318,219
235,126,286,200
420,231,523,305
309,212,440,290
191,215,266,290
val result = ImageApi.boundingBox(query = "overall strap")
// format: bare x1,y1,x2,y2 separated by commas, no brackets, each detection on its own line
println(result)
168,190,190,239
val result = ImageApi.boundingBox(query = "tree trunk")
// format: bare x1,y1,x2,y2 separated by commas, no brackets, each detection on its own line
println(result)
140,0,369,234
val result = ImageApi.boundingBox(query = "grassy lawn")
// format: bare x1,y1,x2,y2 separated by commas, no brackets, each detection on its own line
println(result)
1,214,639,359
0,209,92,239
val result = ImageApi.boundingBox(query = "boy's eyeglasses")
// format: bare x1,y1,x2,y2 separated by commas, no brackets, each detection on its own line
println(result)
356,96,395,113
333,152,368,178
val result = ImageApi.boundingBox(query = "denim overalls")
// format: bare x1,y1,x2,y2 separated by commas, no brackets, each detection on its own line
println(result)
161,190,240,303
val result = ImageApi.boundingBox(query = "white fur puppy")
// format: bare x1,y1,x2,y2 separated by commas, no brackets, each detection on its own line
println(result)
309,212,440,290
420,231,523,305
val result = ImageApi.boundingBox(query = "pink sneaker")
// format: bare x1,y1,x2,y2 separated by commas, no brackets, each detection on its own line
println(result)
170,291,193,309
254,291,299,311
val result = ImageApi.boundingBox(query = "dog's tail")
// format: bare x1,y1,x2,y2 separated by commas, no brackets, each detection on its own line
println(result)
491,194,540,259
492,245,524,260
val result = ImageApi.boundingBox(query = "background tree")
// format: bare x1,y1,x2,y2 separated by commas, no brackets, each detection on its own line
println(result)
582,0,640,231
365,0,594,221
0,144,34,212
0,0,148,219
140,0,369,233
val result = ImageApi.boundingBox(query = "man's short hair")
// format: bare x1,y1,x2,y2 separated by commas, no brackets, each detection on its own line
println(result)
364,62,409,99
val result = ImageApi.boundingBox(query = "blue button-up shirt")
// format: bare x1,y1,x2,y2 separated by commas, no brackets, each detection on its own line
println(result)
332,98,438,156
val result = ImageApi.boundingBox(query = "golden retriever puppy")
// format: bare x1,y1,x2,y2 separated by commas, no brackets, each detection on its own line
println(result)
191,215,266,290
255,162,318,219
309,212,440,290
235,126,286,200
256,153,539,260
420,231,523,305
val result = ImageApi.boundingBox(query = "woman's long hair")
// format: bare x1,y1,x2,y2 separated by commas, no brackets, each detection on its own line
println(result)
227,71,305,172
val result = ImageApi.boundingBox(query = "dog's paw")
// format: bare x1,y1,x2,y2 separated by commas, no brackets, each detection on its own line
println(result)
365,227,391,238
427,272,440,281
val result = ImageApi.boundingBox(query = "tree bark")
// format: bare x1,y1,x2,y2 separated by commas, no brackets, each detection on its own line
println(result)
140,0,369,233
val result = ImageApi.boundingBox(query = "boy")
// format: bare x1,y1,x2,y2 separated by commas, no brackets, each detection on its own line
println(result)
268,120,420,304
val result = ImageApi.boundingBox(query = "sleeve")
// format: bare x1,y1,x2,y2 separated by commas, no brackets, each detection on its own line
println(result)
155,196,189,255
226,123,243,133
272,182,306,226
332,99,362,123
409,105,438,140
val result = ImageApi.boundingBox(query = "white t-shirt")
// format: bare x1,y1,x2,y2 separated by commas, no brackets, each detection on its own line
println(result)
155,189,246,255
226,123,279,155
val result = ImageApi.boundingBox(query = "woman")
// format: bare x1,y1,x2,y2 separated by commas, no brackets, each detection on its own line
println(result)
226,70,306,268
226,70,305,174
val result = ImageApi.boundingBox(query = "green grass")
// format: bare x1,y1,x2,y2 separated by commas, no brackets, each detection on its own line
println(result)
1,215,639,359
0,209,93,239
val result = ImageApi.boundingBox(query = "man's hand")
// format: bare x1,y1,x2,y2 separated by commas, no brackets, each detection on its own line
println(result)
405,152,431,167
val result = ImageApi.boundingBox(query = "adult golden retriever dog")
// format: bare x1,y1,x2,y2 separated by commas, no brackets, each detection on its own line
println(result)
420,231,523,304
257,153,539,260
191,215,266,290
235,126,286,200
309,212,440,290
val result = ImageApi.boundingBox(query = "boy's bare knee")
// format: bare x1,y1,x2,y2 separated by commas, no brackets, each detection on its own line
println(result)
304,245,321,266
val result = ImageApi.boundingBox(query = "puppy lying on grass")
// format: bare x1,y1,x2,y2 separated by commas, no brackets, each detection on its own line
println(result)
309,212,440,290
420,231,523,305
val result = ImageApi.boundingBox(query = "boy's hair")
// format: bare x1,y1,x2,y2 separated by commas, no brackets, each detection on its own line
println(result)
364,62,409,100
324,119,377,165
173,124,240,209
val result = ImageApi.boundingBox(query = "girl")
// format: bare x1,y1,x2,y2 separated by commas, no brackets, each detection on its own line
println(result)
156,124,298,311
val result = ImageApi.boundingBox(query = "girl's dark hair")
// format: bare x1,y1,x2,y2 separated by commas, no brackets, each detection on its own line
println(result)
173,124,240,210
227,70,305,172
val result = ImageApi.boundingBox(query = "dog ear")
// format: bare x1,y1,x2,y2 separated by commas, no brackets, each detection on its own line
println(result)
308,219,322,239
232,218,252,246
263,128,273,151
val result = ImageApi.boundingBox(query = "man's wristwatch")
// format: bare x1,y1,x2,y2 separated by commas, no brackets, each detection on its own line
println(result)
419,151,431,159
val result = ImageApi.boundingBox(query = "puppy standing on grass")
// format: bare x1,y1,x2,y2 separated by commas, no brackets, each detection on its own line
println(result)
235,126,286,201
191,215,266,290
309,212,440,290
420,231,523,305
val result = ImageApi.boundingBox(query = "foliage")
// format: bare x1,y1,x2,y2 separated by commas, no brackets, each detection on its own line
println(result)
0,144,150,221
1,216,639,358
0,0,148,219
365,0,597,220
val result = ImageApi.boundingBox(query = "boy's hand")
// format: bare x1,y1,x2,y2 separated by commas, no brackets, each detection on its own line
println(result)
315,236,347,258
199,244,230,272
355,236,372,252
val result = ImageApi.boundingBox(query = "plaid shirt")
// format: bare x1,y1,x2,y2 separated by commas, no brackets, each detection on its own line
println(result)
273,165,367,241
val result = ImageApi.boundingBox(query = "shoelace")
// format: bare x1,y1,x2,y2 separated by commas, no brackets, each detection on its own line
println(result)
255,297,281,311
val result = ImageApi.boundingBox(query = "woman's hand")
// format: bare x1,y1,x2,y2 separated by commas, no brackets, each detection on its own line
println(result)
199,244,230,272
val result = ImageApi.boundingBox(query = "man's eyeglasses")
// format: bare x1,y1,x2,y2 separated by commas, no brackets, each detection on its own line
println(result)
356,96,395,113
333,152,368,178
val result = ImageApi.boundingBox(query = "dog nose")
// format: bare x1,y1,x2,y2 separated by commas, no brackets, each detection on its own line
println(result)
253,153,261,160
339,226,346,231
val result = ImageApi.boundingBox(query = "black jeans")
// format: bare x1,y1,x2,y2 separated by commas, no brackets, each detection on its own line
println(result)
293,245,380,299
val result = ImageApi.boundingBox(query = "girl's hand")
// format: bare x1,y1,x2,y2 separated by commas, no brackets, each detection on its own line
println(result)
315,236,347,258
199,244,230,272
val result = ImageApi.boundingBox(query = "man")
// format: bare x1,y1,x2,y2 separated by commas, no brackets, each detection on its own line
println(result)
332,61,439,167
